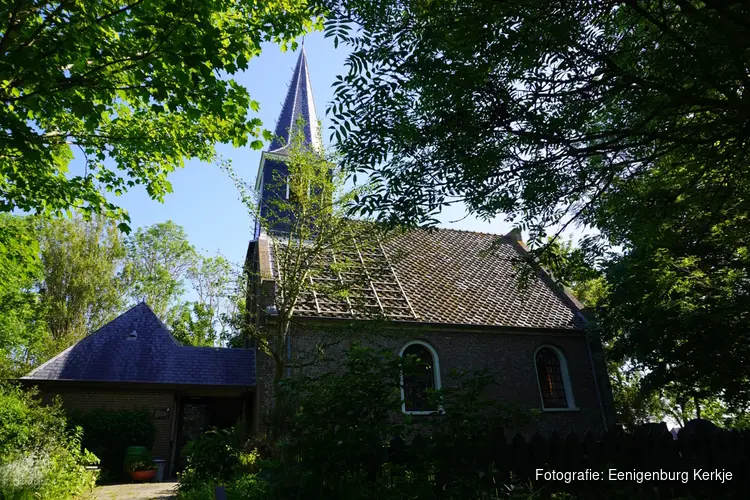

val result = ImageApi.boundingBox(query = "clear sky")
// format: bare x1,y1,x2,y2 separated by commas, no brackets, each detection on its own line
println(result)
108,31,509,267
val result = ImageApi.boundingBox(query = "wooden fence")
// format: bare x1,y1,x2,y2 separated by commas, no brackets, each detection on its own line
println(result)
390,422,750,499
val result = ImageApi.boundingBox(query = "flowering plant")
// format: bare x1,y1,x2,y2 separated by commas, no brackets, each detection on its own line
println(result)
127,461,157,472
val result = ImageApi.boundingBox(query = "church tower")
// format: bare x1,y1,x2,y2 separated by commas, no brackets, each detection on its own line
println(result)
254,46,321,238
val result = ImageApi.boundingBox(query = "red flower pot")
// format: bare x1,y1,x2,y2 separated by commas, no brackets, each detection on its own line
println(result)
130,469,157,482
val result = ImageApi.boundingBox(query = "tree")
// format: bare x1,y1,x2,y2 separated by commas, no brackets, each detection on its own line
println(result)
168,256,236,347
536,235,746,429
121,221,237,346
169,302,217,347
0,0,321,228
189,256,232,313
0,215,46,377
608,364,664,431
322,1,750,416
228,124,385,383
597,217,750,416
324,0,750,242
38,215,126,351
188,254,235,339
0,214,125,373
121,220,197,320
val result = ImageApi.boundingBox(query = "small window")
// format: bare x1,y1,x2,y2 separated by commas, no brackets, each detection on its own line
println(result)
400,341,441,414
535,346,574,409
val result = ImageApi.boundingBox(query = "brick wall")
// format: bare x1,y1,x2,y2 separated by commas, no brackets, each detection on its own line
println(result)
44,388,177,471
253,347,275,435
256,327,608,435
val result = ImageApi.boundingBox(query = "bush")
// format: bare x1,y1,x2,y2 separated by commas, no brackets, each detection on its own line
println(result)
266,345,534,499
177,346,534,500
0,384,98,499
178,426,258,493
177,474,268,500
270,346,408,499
68,407,156,480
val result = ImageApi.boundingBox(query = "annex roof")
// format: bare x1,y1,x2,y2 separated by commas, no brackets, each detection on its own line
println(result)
23,303,255,386
260,227,586,330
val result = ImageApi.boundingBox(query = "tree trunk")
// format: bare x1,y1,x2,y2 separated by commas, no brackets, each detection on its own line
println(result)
694,394,702,420
269,319,292,444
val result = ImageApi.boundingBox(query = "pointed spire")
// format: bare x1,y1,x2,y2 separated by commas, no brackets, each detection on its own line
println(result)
269,46,322,152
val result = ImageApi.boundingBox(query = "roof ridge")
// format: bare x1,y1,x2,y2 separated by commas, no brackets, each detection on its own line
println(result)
428,225,507,238
23,302,149,379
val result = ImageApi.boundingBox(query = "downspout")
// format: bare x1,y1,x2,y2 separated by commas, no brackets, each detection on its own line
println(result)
581,313,610,431
168,394,180,477
286,331,292,377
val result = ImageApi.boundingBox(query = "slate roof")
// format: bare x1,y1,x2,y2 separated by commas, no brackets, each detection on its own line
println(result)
268,45,321,153
23,303,255,386
261,228,586,330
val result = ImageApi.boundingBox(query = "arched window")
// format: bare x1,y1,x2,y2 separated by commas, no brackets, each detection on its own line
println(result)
399,341,441,414
535,346,575,409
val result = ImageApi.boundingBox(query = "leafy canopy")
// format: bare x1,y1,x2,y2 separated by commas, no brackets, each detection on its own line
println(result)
39,214,126,348
324,0,750,245
322,0,750,413
0,0,322,228
121,220,197,319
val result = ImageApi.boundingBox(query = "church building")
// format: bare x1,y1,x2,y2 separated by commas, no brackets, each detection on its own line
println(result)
22,47,615,477
246,47,615,434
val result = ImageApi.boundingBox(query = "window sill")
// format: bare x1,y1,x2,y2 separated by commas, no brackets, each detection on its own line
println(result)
542,407,580,412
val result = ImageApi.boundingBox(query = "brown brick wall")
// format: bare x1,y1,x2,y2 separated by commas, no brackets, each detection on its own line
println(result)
257,327,608,435
43,388,177,471
253,348,275,435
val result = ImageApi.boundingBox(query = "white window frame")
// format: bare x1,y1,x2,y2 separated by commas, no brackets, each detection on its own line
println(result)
533,344,578,411
399,340,442,415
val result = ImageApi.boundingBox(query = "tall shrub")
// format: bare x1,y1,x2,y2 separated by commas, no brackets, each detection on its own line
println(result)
0,384,98,499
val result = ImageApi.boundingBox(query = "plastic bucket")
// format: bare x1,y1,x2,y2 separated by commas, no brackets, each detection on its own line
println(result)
153,459,166,482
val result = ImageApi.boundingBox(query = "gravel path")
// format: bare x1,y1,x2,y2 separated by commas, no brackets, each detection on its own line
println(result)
90,481,178,500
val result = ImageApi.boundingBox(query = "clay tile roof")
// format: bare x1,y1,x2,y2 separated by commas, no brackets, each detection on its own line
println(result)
23,303,255,386
383,228,585,329
264,227,585,330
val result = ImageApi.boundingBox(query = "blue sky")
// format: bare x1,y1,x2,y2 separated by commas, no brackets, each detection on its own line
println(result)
110,31,509,267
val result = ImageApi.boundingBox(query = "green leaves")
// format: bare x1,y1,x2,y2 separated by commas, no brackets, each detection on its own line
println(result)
0,384,99,498
121,221,238,346
121,221,198,320
321,0,750,415
0,0,317,230
323,0,750,236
